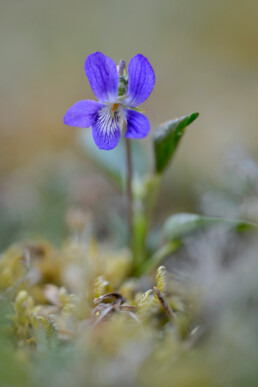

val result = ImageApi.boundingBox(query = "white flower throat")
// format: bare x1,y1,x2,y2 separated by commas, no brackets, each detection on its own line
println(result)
97,104,125,135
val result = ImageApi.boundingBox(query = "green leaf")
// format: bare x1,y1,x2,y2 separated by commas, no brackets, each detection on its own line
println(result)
78,131,148,187
163,213,258,240
153,112,199,174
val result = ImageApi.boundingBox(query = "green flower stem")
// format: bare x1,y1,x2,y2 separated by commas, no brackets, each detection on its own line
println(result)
134,240,181,277
145,175,161,231
132,175,161,272
132,211,148,270
125,138,133,245
129,173,162,274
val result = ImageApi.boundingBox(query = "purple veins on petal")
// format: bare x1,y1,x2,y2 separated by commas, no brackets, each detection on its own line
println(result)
63,100,103,128
91,105,124,150
124,109,150,139
84,52,119,103
125,54,155,108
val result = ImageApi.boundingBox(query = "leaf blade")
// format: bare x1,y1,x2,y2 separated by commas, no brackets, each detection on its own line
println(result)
163,213,258,240
153,112,199,174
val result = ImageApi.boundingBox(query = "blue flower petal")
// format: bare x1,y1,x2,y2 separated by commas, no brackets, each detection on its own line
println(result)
125,54,155,108
124,109,150,139
92,106,123,150
63,100,103,127
84,52,119,103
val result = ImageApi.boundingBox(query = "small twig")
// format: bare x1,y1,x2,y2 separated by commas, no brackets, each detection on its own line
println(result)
94,292,126,307
127,311,141,324
91,303,106,318
91,305,114,328
153,287,175,319
91,292,139,328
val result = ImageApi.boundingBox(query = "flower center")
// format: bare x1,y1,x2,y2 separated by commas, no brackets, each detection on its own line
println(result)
111,103,119,113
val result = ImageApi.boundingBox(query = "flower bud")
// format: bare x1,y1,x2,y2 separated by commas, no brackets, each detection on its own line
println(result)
117,60,128,97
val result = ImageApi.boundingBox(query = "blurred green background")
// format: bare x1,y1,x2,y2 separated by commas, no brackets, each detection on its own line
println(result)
0,0,258,248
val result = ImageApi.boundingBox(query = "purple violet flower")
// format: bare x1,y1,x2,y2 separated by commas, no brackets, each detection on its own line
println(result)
63,52,155,150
